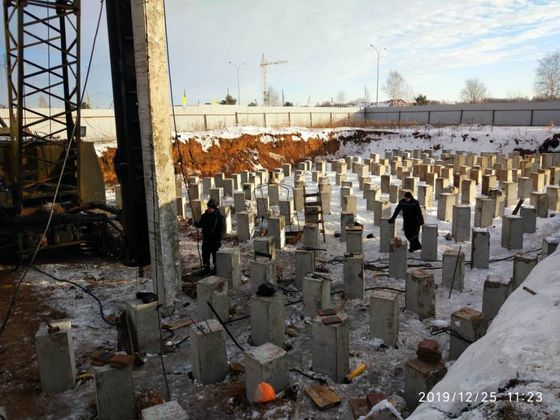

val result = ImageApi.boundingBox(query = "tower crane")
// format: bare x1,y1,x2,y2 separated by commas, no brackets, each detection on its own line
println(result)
260,53,287,106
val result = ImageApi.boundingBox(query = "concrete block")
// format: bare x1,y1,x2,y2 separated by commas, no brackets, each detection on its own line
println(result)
380,174,392,194
530,191,549,218
405,270,435,320
295,249,315,288
202,177,214,196
531,171,545,192
543,235,560,258
256,196,270,218
216,248,241,289
335,173,347,186
250,260,277,294
190,319,228,384
197,276,228,321
242,183,254,200
520,205,537,233
294,187,304,211
340,186,353,206
418,184,434,208
369,289,399,347
190,199,206,224
343,254,364,299
124,300,160,354
373,200,391,226
481,174,497,196
267,216,285,249
34,320,76,393
94,365,134,420
254,236,275,260
449,308,486,360
501,181,518,207
303,223,320,256
282,163,292,177
474,197,494,228
452,204,471,242
141,401,188,420
389,238,408,280
421,224,438,262
546,185,560,211
512,253,538,290
237,211,255,241
214,173,225,188
188,183,202,201
305,205,321,225
303,273,331,317
345,226,363,255
482,275,512,324
209,187,223,207
437,193,454,222
501,215,524,250
312,313,349,383
517,176,532,199
404,358,447,410
219,205,232,234
245,343,289,403
223,178,235,197
320,191,332,215
342,195,358,214
278,199,294,225
442,249,465,292
250,293,285,347
471,228,490,269
380,218,396,253
461,179,476,205
389,184,401,204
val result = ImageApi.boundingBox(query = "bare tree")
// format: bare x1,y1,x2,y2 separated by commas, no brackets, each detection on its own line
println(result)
460,78,488,103
383,70,409,100
534,51,560,101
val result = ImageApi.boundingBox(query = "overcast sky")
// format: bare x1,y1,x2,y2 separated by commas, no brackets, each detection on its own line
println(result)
2,0,559,107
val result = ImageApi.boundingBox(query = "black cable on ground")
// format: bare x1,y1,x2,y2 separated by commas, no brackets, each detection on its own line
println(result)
32,266,114,326
430,326,473,344
289,368,327,384
156,306,171,400
0,0,106,341
207,301,245,352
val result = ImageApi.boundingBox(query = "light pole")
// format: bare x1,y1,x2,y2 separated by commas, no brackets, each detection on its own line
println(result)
228,61,246,105
369,44,385,107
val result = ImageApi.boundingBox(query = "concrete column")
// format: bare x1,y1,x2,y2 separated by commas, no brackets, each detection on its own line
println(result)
303,274,331,317
237,211,255,241
94,365,135,420
404,358,447,411
202,177,214,196
303,223,320,256
242,183,254,200
256,196,270,218
342,195,358,214
403,176,418,195
190,199,206,224
471,228,490,269
501,215,524,250
481,174,497,196
250,293,285,347
542,236,560,258
417,184,434,208
320,191,332,215
530,191,549,218
517,177,532,199
421,224,438,261
233,191,246,212
501,181,518,207
124,300,160,354
343,254,364,299
461,179,476,205
546,185,560,211
389,238,408,280
131,0,182,310
250,260,277,294
312,313,349,383
222,178,234,197
520,205,537,233
295,249,315,288
34,320,76,393
267,216,285,249
293,187,304,211
435,177,449,197
389,184,401,204
220,205,232,235
245,343,289,403
278,199,294,226
531,172,545,192
254,236,276,260
359,176,372,191
369,289,399,347
405,270,435,320
373,200,391,226
449,308,486,360
216,248,241,289
451,204,471,242
214,173,225,188
482,275,512,324
345,226,363,255
442,249,465,292
380,218,396,253
190,319,228,384
188,183,202,201
380,174,392,194
437,193,454,221
282,163,292,177
197,276,228,321
340,186,353,207
474,197,494,228
335,173,347,186
340,212,355,242
512,253,538,290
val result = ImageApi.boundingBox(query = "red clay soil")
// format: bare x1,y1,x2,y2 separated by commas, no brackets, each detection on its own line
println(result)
98,132,342,185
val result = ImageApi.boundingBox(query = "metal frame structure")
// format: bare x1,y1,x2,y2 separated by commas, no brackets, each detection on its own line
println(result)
3,0,81,211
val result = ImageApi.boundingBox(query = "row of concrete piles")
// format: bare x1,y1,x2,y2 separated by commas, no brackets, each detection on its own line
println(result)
34,148,560,418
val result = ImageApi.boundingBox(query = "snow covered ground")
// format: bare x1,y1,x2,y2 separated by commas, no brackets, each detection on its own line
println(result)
7,125,560,419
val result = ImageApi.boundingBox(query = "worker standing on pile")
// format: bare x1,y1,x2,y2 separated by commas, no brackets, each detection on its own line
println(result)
388,191,424,252
195,199,226,273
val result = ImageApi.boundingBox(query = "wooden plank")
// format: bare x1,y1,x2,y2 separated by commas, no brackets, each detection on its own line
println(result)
305,384,342,410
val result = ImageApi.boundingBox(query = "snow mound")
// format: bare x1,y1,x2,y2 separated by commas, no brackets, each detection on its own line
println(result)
410,248,560,419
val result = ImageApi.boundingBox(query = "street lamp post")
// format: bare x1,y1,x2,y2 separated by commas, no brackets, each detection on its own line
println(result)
228,61,246,105
369,44,385,107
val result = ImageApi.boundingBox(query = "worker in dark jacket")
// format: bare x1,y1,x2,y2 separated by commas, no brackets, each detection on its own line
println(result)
194,199,226,273
388,191,424,252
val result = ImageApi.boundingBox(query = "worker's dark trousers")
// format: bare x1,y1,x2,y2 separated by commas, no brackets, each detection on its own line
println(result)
404,225,422,251
202,241,221,271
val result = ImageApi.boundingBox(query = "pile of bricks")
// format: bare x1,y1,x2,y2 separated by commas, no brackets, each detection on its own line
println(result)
415,339,443,365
